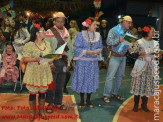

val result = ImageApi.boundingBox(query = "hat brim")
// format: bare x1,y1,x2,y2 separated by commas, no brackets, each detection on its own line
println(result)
54,16,66,18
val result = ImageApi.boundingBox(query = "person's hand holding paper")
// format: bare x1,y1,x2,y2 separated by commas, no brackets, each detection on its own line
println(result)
39,42,67,63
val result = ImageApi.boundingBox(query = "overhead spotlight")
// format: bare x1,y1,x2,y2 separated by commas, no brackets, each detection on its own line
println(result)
157,18,159,21
27,13,30,16
26,11,31,16
118,15,121,19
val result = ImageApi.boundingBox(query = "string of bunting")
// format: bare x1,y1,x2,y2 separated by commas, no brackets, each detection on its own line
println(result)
0,1,14,14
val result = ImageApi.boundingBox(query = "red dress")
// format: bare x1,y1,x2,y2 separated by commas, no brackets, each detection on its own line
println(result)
0,51,19,85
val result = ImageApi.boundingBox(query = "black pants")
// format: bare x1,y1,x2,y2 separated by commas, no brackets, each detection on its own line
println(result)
46,59,66,105
64,71,71,88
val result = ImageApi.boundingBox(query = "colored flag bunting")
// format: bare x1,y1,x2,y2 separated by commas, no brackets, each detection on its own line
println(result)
0,1,14,14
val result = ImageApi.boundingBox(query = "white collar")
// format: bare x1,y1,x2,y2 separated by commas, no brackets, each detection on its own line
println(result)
82,30,100,43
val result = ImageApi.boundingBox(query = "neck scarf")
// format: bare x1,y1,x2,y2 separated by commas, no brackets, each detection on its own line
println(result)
46,25,69,39
113,23,129,37
113,24,130,53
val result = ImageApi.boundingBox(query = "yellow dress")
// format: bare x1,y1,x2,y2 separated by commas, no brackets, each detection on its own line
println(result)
22,41,53,94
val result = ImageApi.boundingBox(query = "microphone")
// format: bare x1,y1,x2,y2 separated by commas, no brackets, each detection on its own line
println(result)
38,52,43,65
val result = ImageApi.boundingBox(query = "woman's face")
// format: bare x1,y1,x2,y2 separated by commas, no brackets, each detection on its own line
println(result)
38,27,46,39
6,45,13,54
88,21,97,32
5,19,10,26
147,27,155,39
11,20,15,27
137,27,142,32
70,21,75,28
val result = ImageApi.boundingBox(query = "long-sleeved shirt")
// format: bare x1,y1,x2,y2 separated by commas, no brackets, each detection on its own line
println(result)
45,28,73,66
106,28,129,55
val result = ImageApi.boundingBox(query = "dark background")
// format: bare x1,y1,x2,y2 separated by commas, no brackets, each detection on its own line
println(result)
0,0,163,48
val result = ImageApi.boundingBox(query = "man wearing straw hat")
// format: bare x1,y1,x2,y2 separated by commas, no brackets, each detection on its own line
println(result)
45,12,73,112
103,15,132,103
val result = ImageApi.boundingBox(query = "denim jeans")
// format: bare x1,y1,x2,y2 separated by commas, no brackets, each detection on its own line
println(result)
103,56,126,97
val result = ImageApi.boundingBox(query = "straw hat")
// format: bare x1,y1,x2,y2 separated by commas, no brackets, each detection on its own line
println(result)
123,15,132,22
54,12,66,18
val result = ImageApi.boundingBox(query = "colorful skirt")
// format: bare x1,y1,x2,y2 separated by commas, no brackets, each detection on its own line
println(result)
23,62,53,94
130,64,155,97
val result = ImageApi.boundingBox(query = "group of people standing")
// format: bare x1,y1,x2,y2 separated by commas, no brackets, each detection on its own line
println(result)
70,15,158,113
102,16,158,114
21,12,74,121
0,11,159,122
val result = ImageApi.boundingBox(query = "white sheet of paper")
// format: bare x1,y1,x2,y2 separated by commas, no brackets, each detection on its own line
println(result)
125,33,137,39
17,53,22,60
54,42,67,54
131,59,146,74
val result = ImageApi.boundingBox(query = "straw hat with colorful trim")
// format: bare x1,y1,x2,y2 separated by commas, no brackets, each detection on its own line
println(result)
54,12,66,18
123,15,132,22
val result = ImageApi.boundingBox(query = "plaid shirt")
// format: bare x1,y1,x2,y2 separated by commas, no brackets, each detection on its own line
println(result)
106,28,129,55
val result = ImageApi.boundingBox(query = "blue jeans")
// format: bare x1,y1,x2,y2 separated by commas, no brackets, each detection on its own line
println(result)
103,56,126,97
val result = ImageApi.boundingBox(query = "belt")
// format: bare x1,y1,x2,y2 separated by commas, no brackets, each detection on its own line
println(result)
111,51,125,57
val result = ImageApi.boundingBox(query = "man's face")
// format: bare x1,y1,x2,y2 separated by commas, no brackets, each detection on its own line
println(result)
55,18,65,29
19,16,23,21
123,20,132,30
101,22,107,28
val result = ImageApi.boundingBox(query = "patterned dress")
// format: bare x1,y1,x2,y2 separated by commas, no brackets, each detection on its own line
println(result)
71,31,102,93
0,51,19,85
130,38,157,97
22,41,53,94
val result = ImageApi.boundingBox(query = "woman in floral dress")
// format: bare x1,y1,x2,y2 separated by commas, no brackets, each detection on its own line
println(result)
130,26,158,112
22,24,53,121
71,17,102,109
